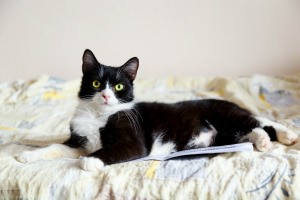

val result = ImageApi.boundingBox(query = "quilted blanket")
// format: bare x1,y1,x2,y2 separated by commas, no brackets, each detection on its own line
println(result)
0,74,300,199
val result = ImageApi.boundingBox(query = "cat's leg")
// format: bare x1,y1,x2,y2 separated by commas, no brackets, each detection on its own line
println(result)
16,131,88,163
186,126,217,149
79,140,147,172
256,117,298,145
241,128,273,152
149,135,177,156
15,144,86,163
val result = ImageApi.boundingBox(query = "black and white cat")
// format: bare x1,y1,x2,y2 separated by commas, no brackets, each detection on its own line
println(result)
16,49,299,172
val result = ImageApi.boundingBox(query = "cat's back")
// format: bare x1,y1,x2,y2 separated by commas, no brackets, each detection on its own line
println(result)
134,99,252,126
135,99,240,113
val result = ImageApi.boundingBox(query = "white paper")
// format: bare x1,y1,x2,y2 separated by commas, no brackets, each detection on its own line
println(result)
133,142,253,161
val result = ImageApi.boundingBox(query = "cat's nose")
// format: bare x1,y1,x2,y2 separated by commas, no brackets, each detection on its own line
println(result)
102,94,110,100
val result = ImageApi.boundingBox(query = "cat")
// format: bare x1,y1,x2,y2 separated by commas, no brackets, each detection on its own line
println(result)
16,49,299,172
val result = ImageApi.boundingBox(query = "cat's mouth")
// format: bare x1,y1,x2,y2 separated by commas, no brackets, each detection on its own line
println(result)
93,93,119,107
101,100,110,106
101,99,118,107
103,101,110,106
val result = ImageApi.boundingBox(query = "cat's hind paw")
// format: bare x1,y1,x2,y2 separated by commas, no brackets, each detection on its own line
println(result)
276,130,298,146
79,157,104,172
255,135,273,152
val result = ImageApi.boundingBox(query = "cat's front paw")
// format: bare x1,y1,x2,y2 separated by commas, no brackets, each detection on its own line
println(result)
79,157,104,172
15,151,40,163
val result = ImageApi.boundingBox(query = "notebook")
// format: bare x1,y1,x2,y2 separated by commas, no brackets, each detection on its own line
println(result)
134,142,253,161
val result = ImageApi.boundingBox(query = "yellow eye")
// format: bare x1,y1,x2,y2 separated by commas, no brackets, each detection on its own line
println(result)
115,84,124,91
92,80,101,88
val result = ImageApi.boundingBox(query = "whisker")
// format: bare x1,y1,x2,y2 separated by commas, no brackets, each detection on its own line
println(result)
116,99,142,133
126,110,138,135
126,110,139,135
132,108,143,122
122,111,135,134
80,94,95,99
127,110,141,134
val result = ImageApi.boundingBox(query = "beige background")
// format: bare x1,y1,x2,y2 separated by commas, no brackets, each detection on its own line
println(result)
0,0,300,82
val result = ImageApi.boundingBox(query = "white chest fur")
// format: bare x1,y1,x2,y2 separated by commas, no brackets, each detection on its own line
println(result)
70,100,134,154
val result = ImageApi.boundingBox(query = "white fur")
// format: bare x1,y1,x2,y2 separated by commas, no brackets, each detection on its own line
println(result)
240,127,272,152
256,116,298,145
256,116,289,131
71,99,134,154
149,134,176,156
97,82,119,106
188,126,217,148
79,157,104,172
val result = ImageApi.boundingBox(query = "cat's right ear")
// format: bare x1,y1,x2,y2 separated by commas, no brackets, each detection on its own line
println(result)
82,49,99,74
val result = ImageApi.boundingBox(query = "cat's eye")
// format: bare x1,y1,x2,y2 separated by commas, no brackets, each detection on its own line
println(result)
92,80,101,88
115,84,124,91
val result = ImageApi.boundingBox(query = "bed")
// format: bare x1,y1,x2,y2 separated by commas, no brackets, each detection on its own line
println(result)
0,74,300,199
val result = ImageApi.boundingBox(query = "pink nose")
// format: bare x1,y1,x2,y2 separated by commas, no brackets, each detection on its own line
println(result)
102,94,110,100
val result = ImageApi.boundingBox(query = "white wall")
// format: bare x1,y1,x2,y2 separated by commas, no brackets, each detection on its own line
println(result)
0,0,300,82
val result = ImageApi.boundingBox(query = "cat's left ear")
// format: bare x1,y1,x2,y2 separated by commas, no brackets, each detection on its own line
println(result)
122,57,139,81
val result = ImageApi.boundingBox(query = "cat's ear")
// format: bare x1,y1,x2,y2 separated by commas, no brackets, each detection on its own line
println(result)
82,49,99,74
122,57,139,81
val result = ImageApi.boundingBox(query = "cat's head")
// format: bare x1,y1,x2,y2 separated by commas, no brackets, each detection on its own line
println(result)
78,49,139,107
